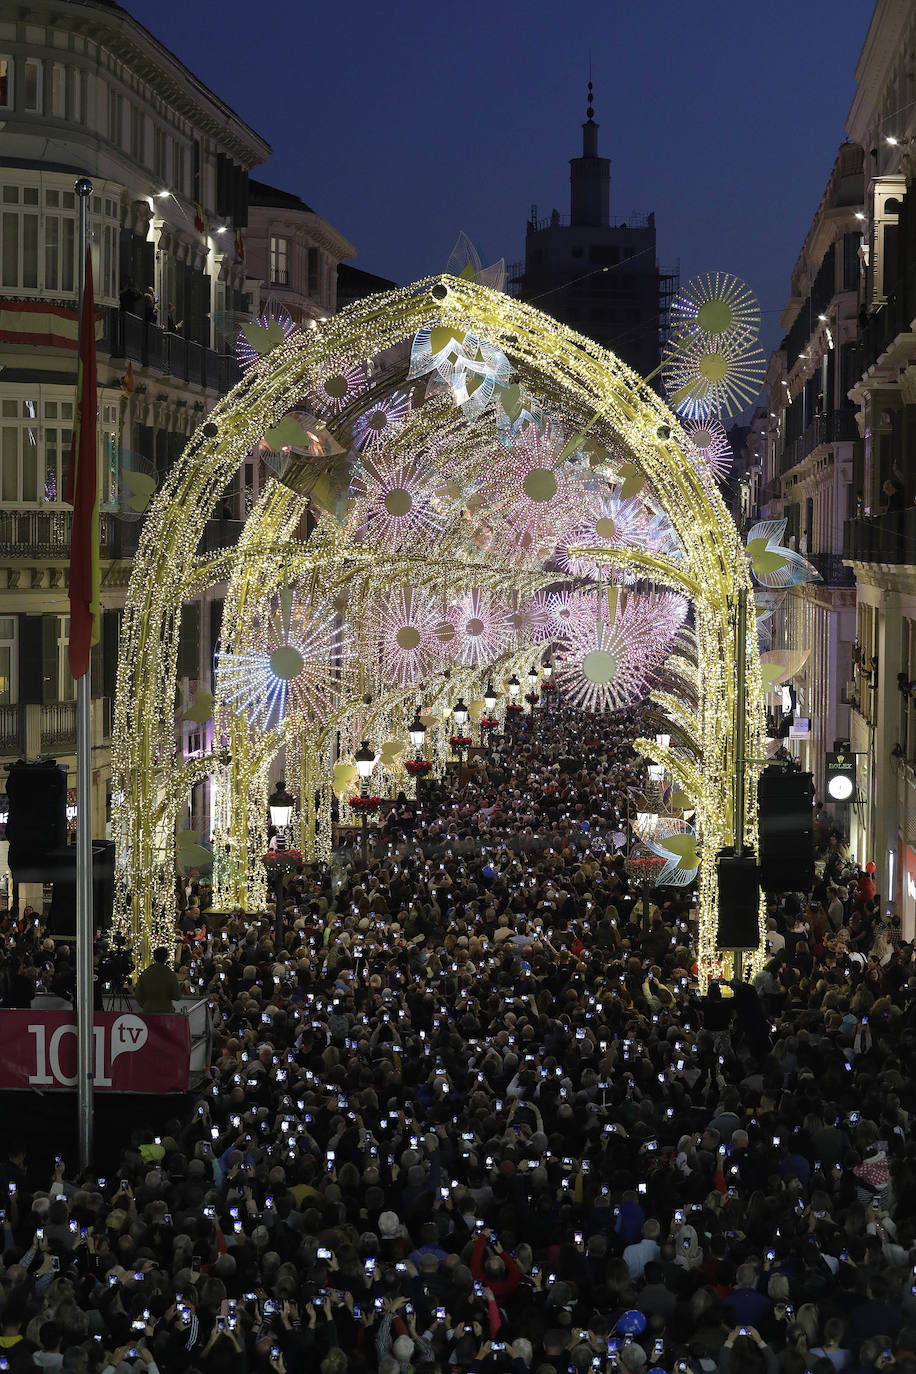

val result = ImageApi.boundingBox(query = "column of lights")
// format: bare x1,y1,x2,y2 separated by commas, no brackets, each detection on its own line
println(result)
111,274,763,972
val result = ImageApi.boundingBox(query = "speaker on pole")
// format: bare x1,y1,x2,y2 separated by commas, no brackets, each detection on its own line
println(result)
716,849,760,949
6,760,68,880
757,767,814,892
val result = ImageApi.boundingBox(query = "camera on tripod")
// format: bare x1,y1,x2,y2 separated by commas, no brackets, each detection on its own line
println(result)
97,934,135,1008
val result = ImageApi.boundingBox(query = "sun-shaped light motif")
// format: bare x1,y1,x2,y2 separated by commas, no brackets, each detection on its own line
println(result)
506,593,553,645
662,330,766,421
556,490,678,578
683,418,733,484
482,420,586,566
667,329,769,420
352,390,411,451
308,358,368,417
670,272,761,345
446,588,512,667
555,590,688,712
546,590,594,640
376,588,441,687
350,454,445,552
217,587,348,730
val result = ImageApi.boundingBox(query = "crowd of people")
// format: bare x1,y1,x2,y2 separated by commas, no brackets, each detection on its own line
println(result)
0,703,915,1374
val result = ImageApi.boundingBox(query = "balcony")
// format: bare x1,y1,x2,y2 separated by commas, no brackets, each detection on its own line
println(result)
104,309,241,393
805,551,855,587
0,704,24,754
0,511,140,560
854,290,915,377
780,410,859,473
843,509,916,566
41,701,76,751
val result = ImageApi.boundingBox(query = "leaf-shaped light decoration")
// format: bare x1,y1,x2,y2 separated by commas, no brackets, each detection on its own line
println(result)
446,232,506,293
758,648,811,691
265,415,308,453
745,518,821,588
618,463,646,500
122,468,156,513
332,762,358,797
183,690,214,723
379,738,406,770
176,830,213,869
240,318,286,357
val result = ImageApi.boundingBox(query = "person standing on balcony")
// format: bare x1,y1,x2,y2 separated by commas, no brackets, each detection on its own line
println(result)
143,287,157,324
118,278,142,315
880,477,904,513
166,304,182,333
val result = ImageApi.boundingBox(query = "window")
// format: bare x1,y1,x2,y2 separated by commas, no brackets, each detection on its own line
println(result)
108,87,122,144
68,67,81,123
50,63,65,116
153,125,168,181
0,618,17,706
44,188,77,293
57,617,75,703
307,246,318,294
1,185,40,289
0,398,40,504
0,57,11,109
270,236,289,286
23,58,41,112
173,142,186,196
0,396,73,507
129,106,145,164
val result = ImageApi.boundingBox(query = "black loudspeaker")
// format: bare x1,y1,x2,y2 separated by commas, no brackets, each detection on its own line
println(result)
45,841,116,936
716,851,761,949
6,761,68,877
757,768,815,892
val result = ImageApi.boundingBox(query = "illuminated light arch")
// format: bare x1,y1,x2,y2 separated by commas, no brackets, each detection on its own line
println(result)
112,275,764,981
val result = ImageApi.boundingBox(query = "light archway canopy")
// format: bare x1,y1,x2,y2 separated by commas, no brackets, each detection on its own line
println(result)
112,275,765,978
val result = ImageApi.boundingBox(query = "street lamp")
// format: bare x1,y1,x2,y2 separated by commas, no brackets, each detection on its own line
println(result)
452,697,469,769
408,708,427,759
354,740,376,867
654,733,670,751
526,664,539,715
507,674,520,701
267,779,295,951
541,656,553,713
484,680,498,713
482,680,498,747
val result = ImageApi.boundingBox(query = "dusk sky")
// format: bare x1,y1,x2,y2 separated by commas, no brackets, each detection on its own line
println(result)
137,0,870,362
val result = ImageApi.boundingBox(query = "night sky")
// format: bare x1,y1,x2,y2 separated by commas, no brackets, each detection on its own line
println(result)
136,0,870,362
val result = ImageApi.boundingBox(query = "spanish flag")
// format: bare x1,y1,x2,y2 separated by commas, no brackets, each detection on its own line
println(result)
65,247,100,680
194,202,206,234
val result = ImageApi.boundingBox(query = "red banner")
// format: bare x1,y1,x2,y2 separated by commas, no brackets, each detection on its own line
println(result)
0,1012,191,1093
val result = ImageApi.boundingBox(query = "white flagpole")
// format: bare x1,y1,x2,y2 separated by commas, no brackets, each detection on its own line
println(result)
75,176,94,1171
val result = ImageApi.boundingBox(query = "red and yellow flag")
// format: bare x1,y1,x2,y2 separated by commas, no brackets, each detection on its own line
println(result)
65,247,100,680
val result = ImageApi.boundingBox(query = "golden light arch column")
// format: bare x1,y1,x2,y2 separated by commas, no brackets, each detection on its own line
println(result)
112,274,763,969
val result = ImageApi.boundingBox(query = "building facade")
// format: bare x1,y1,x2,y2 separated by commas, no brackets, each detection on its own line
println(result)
760,145,862,837
843,0,916,931
510,88,676,380
0,1,360,891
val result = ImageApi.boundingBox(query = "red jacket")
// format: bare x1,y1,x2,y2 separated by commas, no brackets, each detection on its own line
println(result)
470,1232,522,1299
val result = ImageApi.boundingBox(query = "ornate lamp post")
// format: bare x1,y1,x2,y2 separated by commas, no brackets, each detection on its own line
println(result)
541,655,554,713
525,664,540,715
354,740,377,867
451,697,470,769
481,680,499,747
408,708,427,760
265,779,296,951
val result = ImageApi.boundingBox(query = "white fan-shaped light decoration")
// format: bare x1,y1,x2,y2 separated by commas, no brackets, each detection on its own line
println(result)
662,330,766,420
376,588,441,687
683,418,733,483
670,272,761,345
235,308,299,373
555,590,688,712
350,454,444,551
407,324,510,421
557,490,680,577
446,588,512,667
217,586,348,730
